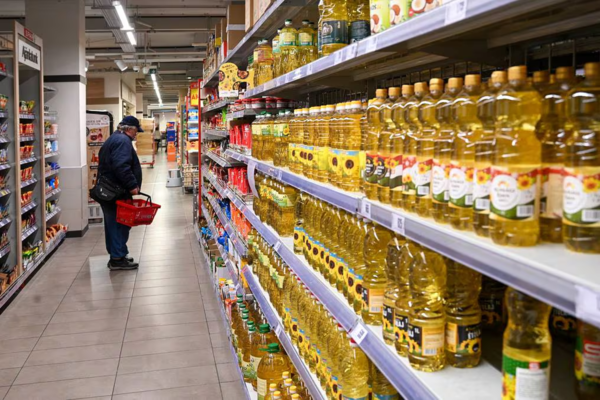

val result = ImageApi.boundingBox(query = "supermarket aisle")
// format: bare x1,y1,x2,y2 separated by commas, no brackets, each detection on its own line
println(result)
0,153,245,399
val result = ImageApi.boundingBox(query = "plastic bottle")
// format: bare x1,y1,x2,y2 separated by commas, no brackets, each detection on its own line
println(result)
251,324,279,389
408,247,447,372
329,323,346,399
431,77,463,223
364,89,387,200
338,101,361,192
265,384,278,400
340,337,370,400
262,113,275,161
473,71,507,237
549,308,577,338
533,70,550,93
353,218,370,313
564,62,600,253
449,74,484,230
377,87,400,204
279,20,298,75
415,78,444,218
490,66,542,246
390,84,414,208
371,362,400,399
272,31,282,78
479,276,507,331
303,107,318,179
253,114,264,160
360,100,369,193
257,344,291,400
273,111,284,166
575,320,600,399
298,20,317,67
502,288,551,400
382,233,403,345
362,223,393,325
243,324,257,382
394,239,419,357
256,39,274,85
538,67,575,243
321,0,349,56
316,105,333,182
402,82,427,213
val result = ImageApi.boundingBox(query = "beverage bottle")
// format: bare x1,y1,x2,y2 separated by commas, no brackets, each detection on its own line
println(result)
303,107,318,179
329,323,346,399
383,233,404,345
328,103,342,187
533,70,550,93
321,0,349,56
289,276,303,345
289,110,301,173
251,324,279,389
377,87,400,204
257,343,290,400
348,0,370,43
279,20,299,74
364,89,387,200
408,247,447,372
344,214,364,309
360,100,369,192
415,78,444,218
252,114,264,160
256,39,274,85
549,308,577,338
445,260,482,368
273,111,284,166
390,85,413,208
272,30,282,78
362,222,393,325
394,239,419,357
293,192,305,255
316,105,333,182
564,62,600,253
279,184,298,237
264,384,278,400
402,82,427,213
342,101,363,192
371,362,400,400
262,113,275,161
538,67,575,243
282,110,292,167
449,75,484,230
502,288,551,400
474,71,507,237
243,324,257,382
491,65,542,246
575,320,600,399
431,77,463,223
298,20,317,66
339,337,370,400
479,276,507,331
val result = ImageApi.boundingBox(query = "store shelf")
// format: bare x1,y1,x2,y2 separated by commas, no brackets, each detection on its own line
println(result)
19,136,35,142
202,167,227,199
20,177,37,188
44,134,58,141
20,156,37,165
19,113,35,120
46,187,61,199
205,129,229,138
0,137,9,144
0,188,10,198
44,114,57,122
203,99,234,113
226,109,255,121
0,217,11,229
44,151,60,158
0,164,9,171
21,201,37,215
21,225,38,241
46,207,61,221
0,243,10,259
203,188,247,257
205,150,242,168
45,169,60,178
0,111,8,119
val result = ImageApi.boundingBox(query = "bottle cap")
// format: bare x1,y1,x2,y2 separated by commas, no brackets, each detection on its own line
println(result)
429,78,444,86
248,325,256,332
292,395,300,400
401,84,414,96
284,378,293,385
414,82,428,93
448,77,465,88
388,87,401,97
584,62,600,78
302,19,309,25
533,70,549,83
555,66,574,81
464,74,480,86
491,70,507,84
269,383,278,390
290,386,298,394
508,65,527,80
259,323,271,333
285,19,292,26
376,88,388,98
267,343,280,353
273,391,282,399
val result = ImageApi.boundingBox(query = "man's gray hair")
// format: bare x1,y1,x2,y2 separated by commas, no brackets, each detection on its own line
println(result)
118,124,136,131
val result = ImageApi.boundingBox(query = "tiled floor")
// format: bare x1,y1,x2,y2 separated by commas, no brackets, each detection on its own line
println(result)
0,153,245,399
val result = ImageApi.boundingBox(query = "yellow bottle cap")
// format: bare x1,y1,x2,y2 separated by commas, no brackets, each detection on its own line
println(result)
508,65,527,81
388,87,401,97
448,77,465,88
464,75,480,86
376,88,388,97
491,70,507,84
402,84,414,96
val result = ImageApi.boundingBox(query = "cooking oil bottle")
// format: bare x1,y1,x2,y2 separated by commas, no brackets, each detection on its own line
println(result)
262,113,276,161
316,105,333,182
340,337,370,400
538,67,575,243
564,62,600,254
550,308,577,338
243,324,257,382
490,66,542,246
431,77,463,223
445,261,482,368
408,247,447,372
449,74,484,230
502,288,551,400
328,323,346,399
353,218,370,313
256,39,274,85
533,70,550,93
479,276,507,331
280,20,298,74
360,99,369,192
378,87,400,204
320,0,348,56
364,89,387,200
341,101,363,192
390,85,413,208
298,20,317,66
273,111,285,166
273,30,282,78
415,78,444,218
394,239,418,357
253,114,264,160
349,0,370,43
371,363,400,399
383,233,404,345
251,324,278,389
474,71,507,237
403,82,427,213
257,343,292,400
362,223,393,325
304,107,319,179
575,320,600,400
279,184,298,237
328,103,342,187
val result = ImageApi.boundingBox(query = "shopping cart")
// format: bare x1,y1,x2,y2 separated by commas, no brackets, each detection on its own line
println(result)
116,192,161,227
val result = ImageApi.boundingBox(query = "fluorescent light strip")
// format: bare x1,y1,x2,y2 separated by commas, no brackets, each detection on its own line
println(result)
126,31,137,46
113,1,133,31
151,73,156,82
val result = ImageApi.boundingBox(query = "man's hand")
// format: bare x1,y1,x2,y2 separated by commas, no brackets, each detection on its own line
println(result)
130,187,139,195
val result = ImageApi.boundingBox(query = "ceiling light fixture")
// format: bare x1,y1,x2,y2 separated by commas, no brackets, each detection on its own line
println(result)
112,1,133,31
126,31,137,46
114,59,127,71
151,73,156,82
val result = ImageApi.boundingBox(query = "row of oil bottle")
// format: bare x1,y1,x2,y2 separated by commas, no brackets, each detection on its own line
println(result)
241,198,600,400
248,63,600,253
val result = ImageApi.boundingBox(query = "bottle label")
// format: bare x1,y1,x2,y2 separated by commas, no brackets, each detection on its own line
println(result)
383,302,395,336
291,317,299,338
473,166,492,213
389,154,403,192
299,32,313,46
394,313,409,345
305,146,315,168
336,257,347,283
502,355,550,400
330,375,341,399
256,49,272,63
347,267,356,297
449,163,474,208
364,152,379,184
480,296,504,327
490,166,540,221
257,377,268,399
408,322,444,356
445,322,481,355
576,336,600,380
243,359,255,380
312,145,322,171
550,309,576,333
322,20,348,45
350,20,370,43
330,148,342,178
540,164,563,219
563,167,600,227
294,226,304,250
289,143,297,166
354,274,364,308
317,146,330,173
362,286,384,314
402,155,417,195
311,241,322,264
373,394,400,400
280,32,296,46
376,154,392,189
328,252,337,275
342,150,360,180
414,158,433,197
261,125,272,137
320,246,329,272
298,328,307,353
272,38,279,53
359,150,367,182
431,160,449,203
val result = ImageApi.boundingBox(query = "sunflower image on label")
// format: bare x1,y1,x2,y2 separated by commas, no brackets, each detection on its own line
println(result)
431,159,450,203
383,303,395,336
480,297,504,327
289,143,296,165
402,155,417,195
306,146,315,169
407,323,445,356
336,257,347,283
501,355,549,400
375,154,390,188
312,241,322,264
562,167,600,227
394,313,409,345
354,273,364,307
330,148,342,178
362,287,384,313
347,267,356,297
473,166,492,213
321,20,348,45
575,335,600,388
291,317,299,340
329,253,337,275
364,152,379,185
312,145,322,171
490,166,539,220
550,309,576,333
388,154,403,192
342,150,360,180
415,158,433,197
293,226,303,250
449,163,474,208
446,322,481,355
540,164,564,219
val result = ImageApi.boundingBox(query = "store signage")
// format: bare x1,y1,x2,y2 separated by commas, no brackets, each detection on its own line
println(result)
190,82,199,107
18,39,40,70
218,62,254,98
24,28,35,42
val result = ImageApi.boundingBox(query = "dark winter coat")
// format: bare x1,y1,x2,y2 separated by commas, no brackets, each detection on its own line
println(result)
98,130,142,192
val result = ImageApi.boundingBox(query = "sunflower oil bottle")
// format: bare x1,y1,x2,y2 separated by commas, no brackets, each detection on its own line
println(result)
448,75,484,230
360,100,370,192
575,320,600,399
377,87,400,204
321,0,349,56
549,308,577,338
257,343,292,400
349,0,370,43
280,20,299,74
298,20,317,66
273,31,282,78
415,78,444,218
364,89,388,200
362,222,393,325
262,113,276,161
273,111,285,166
342,101,363,192
445,261,482,368
390,85,413,208
328,103,342,187
251,324,279,389
278,184,298,237
304,107,319,179
243,324,257,382
371,363,400,400
408,247,447,372
564,62,600,253
316,105,333,182
328,323,346,399
403,82,427,213
502,288,551,400
533,70,550,93
536,67,575,243
431,77,463,223
479,276,507,331
340,337,370,400
394,239,419,357
253,114,264,160
383,233,404,345
256,39,274,85
474,71,507,237
491,66,542,246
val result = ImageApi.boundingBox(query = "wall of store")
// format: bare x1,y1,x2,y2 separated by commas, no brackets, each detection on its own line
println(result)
154,111,177,132
86,72,124,123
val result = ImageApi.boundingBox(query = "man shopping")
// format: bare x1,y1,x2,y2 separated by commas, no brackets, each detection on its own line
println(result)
97,116,143,270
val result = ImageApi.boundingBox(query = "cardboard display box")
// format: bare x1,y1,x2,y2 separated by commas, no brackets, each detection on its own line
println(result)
245,0,254,32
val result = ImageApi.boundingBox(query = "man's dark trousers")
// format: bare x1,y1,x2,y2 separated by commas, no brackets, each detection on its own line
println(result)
101,201,130,259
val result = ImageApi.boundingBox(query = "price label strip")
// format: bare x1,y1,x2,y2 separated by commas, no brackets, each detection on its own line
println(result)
393,213,406,236
360,199,372,219
349,323,369,345
576,285,600,327
445,0,468,26
274,241,282,253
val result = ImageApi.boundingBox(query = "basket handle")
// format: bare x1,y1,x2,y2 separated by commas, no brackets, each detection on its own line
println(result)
136,192,153,207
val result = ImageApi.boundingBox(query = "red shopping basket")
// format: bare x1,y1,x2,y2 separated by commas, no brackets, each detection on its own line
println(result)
116,192,161,227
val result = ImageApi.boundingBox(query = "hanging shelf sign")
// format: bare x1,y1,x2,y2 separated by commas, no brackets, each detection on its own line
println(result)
218,62,254,98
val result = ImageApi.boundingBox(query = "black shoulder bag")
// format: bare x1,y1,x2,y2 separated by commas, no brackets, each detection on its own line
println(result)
89,175,126,203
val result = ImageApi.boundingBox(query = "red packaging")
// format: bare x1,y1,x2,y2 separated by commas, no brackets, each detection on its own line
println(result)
242,123,251,150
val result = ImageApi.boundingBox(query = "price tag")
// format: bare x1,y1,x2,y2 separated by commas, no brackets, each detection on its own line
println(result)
361,200,372,219
334,50,344,66
445,0,468,26
274,241,282,252
365,36,378,54
247,161,259,198
275,324,282,338
576,286,600,326
306,64,313,76
393,214,405,236
349,323,368,345
292,69,303,81
345,44,358,62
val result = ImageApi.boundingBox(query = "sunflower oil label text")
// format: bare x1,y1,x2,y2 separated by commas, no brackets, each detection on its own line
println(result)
362,287,384,313
394,314,409,344
299,32,313,46
279,32,296,46
490,167,539,220
449,164,474,208
502,356,549,400
364,153,379,184
473,166,492,212
408,323,444,356
446,322,481,355
480,297,504,326
431,159,449,203
563,168,600,227
375,154,391,188
383,303,395,336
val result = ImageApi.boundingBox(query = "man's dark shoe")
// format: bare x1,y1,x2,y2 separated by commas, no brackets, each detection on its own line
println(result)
107,255,135,268
108,258,138,270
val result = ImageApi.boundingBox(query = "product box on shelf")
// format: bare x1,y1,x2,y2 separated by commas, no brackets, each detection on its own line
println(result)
245,0,254,32
226,4,245,50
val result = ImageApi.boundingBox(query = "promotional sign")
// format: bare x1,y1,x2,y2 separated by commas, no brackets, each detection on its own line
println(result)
86,113,111,204
188,108,199,123
190,81,199,107
218,62,254,98
17,38,40,70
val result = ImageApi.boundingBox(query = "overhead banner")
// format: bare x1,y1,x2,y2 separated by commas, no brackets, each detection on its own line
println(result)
190,81,199,107
18,38,40,70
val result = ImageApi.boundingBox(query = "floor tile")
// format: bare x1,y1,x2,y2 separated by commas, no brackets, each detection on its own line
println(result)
13,358,119,385
34,329,125,350
135,270,197,281
132,284,200,298
220,381,247,400
25,343,122,366
0,369,20,387
134,277,197,289
112,384,222,400
5,376,115,400
126,311,205,328
0,338,38,354
210,333,228,349
56,297,132,313
113,365,218,394
129,292,202,307
117,349,215,375
124,322,208,342
43,317,128,336
121,335,212,357
216,363,240,383
128,300,204,317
